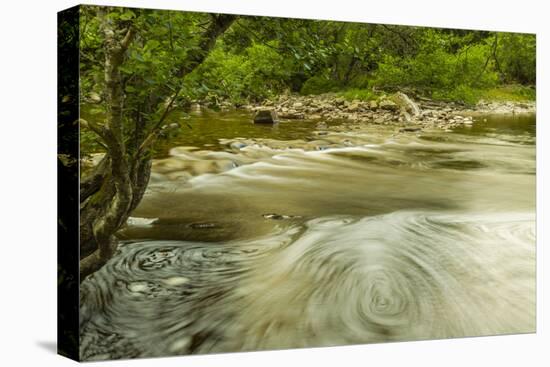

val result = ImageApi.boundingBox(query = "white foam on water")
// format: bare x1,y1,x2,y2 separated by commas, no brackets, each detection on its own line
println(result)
80,210,535,359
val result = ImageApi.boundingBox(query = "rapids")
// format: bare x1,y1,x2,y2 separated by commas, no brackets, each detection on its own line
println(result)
80,112,536,360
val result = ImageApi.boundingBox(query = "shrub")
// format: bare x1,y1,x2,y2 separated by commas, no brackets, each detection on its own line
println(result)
373,37,498,102
188,42,293,104
498,34,536,84
300,74,340,95
432,85,482,105
481,85,536,102
339,88,377,101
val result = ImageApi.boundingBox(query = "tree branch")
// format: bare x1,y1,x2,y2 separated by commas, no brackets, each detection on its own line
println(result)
137,14,238,156
120,27,135,51
79,118,107,141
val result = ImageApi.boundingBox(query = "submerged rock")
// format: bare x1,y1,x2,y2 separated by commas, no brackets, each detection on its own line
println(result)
262,213,303,220
230,142,247,150
188,222,219,229
399,127,422,133
316,121,328,130
161,277,189,286
127,282,149,293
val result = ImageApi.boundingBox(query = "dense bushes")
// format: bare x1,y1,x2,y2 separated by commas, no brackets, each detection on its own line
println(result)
187,42,294,105
498,34,536,84
481,85,536,102
339,88,377,101
300,74,340,95
372,36,499,104
181,19,535,105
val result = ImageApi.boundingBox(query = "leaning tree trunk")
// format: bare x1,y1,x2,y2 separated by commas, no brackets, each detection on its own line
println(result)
79,10,138,280
79,12,237,281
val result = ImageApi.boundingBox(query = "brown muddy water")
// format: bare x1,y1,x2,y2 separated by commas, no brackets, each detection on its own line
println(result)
80,109,536,360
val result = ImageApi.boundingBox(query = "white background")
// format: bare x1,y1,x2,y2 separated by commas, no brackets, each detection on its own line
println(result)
0,0,547,365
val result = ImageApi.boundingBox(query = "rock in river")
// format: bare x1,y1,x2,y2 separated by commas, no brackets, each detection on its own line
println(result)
262,213,303,220
399,127,422,133
189,222,219,229
126,217,159,227
253,109,279,124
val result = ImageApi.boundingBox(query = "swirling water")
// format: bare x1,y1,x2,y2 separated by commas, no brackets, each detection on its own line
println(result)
80,113,536,360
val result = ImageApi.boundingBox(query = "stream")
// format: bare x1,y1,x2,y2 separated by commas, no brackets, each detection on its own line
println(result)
80,110,536,360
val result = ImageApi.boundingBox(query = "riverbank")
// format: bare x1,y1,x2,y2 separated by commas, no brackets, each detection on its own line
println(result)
242,92,536,131
79,91,536,170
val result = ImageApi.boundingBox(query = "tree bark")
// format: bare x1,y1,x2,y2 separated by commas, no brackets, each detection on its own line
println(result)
79,12,237,282
79,10,136,280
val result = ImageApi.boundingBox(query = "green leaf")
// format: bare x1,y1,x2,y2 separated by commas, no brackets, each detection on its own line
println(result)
120,10,135,21
145,39,160,50
118,65,133,74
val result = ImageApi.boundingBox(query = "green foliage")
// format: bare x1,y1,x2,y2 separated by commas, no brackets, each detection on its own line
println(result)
188,42,294,104
79,5,536,122
432,85,483,105
300,74,340,95
79,6,224,146
347,74,372,89
481,85,536,102
338,88,377,101
374,38,498,96
293,26,534,104
498,34,536,84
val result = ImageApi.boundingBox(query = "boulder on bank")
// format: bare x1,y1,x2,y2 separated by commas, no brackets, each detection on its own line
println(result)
379,99,399,111
279,111,305,119
394,92,421,117
244,91,528,131
253,109,279,124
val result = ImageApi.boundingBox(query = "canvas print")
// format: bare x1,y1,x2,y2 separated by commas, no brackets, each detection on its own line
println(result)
57,4,536,361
